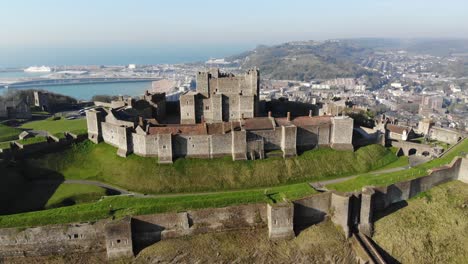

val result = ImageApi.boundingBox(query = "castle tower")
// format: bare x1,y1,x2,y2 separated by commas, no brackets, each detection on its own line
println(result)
86,109,104,143
34,91,50,112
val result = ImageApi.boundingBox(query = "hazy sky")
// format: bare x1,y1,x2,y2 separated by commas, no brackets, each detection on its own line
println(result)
1,0,467,49
0,0,467,67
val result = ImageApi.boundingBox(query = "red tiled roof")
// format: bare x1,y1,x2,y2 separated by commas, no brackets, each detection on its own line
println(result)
148,124,207,135
291,116,332,127
243,117,275,131
206,122,241,134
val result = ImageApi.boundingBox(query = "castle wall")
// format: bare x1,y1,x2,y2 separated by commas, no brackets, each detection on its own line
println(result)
331,116,354,150
429,127,461,145
210,133,232,157
318,124,331,145
173,135,211,158
157,134,172,164
0,222,106,258
281,125,297,157
232,130,247,160
180,94,196,124
248,129,282,151
132,133,158,157
293,192,331,228
267,203,295,239
101,122,131,157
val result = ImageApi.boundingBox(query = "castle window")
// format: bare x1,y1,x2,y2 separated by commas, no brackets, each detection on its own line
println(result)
117,239,121,244
205,106,209,110
74,234,79,239
163,145,166,149
192,144,195,148
186,100,189,105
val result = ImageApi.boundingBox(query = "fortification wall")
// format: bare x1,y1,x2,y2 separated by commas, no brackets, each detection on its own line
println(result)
293,192,331,228
210,133,232,157
132,133,158,157
249,129,282,151
173,134,210,158
0,222,106,258
429,127,461,145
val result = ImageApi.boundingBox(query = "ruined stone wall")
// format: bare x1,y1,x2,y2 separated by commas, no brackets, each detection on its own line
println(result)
0,222,106,258
296,126,319,149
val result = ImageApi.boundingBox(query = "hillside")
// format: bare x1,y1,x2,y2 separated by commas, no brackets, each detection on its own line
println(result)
22,141,397,194
373,181,468,263
229,41,373,81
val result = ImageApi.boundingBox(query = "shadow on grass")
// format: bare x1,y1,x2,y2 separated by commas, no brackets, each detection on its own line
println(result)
373,200,408,223
0,161,64,215
367,235,401,264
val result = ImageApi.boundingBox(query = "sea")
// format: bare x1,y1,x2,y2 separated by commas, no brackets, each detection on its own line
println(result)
0,44,253,100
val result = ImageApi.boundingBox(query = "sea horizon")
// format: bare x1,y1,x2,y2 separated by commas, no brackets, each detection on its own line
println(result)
0,44,254,69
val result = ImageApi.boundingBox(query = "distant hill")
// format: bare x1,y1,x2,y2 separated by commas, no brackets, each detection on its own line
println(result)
228,38,468,82
228,41,374,81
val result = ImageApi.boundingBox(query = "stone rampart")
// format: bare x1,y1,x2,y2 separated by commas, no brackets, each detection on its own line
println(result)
2,156,465,261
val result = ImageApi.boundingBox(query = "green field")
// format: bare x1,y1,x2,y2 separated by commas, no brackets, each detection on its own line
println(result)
327,139,468,192
20,118,86,134
374,181,468,263
24,141,398,194
0,124,22,142
45,184,107,209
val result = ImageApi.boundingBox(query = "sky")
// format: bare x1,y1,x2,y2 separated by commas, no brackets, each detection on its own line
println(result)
0,0,467,66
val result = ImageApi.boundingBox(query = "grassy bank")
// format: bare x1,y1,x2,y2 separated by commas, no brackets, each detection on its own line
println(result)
24,141,398,194
0,182,316,228
20,118,86,134
135,221,354,263
327,139,468,192
373,181,468,263
45,184,107,209
0,124,21,142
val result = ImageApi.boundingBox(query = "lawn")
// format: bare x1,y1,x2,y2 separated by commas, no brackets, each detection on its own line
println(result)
20,118,86,134
373,181,468,263
24,141,399,194
327,138,468,192
16,136,47,145
0,124,22,142
45,183,107,209
0,182,316,228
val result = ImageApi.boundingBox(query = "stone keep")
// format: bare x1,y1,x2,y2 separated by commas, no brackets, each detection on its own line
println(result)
180,68,260,124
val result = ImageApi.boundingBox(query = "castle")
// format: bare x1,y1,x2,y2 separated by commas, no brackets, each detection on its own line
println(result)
86,69,354,164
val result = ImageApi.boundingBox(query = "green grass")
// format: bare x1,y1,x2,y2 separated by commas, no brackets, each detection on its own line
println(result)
376,155,409,170
16,136,47,145
0,141,12,150
69,128,88,136
327,139,468,192
24,141,398,194
45,184,107,209
20,118,86,134
373,181,468,263
0,124,22,142
0,182,316,228
52,132,66,139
